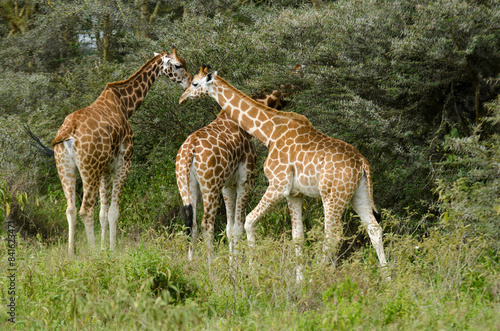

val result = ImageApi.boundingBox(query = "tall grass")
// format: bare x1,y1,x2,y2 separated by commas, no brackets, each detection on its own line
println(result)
1,215,498,330
0,232,203,330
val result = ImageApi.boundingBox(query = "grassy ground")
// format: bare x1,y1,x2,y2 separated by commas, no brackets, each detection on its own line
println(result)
1,219,499,330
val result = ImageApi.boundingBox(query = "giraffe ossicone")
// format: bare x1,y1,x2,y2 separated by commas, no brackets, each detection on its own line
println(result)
180,66,389,282
51,48,191,257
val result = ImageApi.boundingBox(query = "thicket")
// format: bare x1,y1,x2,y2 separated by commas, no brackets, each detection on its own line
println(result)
1,0,499,329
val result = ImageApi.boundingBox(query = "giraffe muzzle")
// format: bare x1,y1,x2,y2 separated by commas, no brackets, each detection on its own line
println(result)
179,89,191,104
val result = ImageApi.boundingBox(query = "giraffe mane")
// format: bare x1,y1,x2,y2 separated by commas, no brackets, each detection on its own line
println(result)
105,54,163,89
216,76,312,127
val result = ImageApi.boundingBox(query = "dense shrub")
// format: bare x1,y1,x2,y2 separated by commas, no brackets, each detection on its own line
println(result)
2,0,499,230
436,99,500,249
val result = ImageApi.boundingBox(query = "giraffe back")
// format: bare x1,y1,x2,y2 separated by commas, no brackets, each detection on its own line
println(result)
176,111,254,202
52,89,134,178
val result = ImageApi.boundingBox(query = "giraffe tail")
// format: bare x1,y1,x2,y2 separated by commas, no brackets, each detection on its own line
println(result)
176,138,197,239
361,157,381,222
24,125,55,158
181,204,194,238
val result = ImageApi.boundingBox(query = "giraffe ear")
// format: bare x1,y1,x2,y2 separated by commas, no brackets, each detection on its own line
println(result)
154,52,160,56
161,57,171,66
206,71,217,83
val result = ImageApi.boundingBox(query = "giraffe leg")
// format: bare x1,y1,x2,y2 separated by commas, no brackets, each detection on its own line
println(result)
99,171,112,250
108,155,132,252
223,179,252,271
103,148,132,252
321,193,350,266
244,186,284,266
350,174,388,269
232,178,252,262
186,182,199,261
201,192,220,270
187,200,198,261
286,195,304,282
54,144,78,257
80,178,99,252
66,189,77,258
222,186,237,262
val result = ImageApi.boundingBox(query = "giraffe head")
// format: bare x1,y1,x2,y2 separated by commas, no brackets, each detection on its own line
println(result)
179,66,215,104
155,48,192,89
291,64,305,75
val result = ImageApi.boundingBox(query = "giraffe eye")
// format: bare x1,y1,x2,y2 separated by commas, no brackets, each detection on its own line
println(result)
192,82,198,88
174,64,183,69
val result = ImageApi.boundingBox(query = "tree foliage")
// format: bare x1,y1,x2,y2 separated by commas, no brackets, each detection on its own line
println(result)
0,0,38,36
0,0,499,243
437,98,500,248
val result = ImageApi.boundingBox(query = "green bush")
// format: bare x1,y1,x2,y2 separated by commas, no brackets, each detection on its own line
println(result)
436,100,500,249
3,0,499,236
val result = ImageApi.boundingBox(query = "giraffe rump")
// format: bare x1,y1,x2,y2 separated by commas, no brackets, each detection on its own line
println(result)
181,204,194,238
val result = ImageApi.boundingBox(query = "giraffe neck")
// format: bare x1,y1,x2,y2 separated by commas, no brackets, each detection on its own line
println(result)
210,77,311,147
105,56,164,118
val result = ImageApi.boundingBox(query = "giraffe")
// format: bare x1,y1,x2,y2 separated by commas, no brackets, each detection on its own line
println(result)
252,89,289,111
51,48,191,256
176,67,294,268
179,66,388,281
176,109,255,268
251,64,304,111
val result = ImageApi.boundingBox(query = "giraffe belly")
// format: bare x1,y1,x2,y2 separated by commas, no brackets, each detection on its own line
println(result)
224,169,238,188
224,163,246,189
290,174,320,198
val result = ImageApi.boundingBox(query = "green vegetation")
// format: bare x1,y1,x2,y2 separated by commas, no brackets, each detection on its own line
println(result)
1,0,499,329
